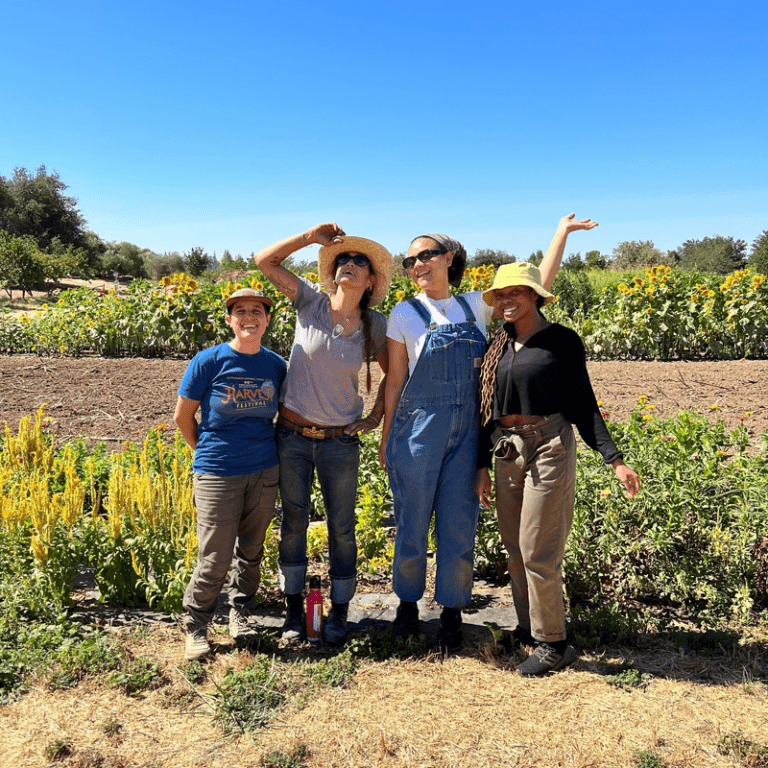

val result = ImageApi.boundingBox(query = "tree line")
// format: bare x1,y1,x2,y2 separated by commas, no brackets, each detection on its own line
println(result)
2,165,767,299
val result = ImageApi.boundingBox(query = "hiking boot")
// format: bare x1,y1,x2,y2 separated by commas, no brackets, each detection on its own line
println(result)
511,625,535,647
281,593,305,642
229,607,255,639
517,641,577,676
392,600,420,640
185,626,211,661
322,602,349,644
438,607,463,653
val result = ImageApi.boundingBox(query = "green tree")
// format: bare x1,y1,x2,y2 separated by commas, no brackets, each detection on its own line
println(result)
220,249,234,266
677,235,746,274
562,252,585,272
0,231,45,298
0,165,88,252
584,250,608,270
184,246,212,276
150,251,186,280
101,242,150,278
528,249,544,266
610,240,669,269
469,248,516,268
43,239,91,283
748,230,768,275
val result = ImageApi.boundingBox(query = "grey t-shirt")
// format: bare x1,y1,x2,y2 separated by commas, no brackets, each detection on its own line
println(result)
280,277,387,425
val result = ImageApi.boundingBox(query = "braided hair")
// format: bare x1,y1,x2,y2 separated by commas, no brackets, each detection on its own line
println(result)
359,286,374,393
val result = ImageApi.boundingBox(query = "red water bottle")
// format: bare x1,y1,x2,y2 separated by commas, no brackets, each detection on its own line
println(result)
306,575,323,642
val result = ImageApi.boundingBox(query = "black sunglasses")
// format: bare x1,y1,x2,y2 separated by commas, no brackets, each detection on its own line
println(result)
402,248,447,270
334,253,371,268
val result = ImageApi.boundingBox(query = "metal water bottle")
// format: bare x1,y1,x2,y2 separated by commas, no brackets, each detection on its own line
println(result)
306,575,323,642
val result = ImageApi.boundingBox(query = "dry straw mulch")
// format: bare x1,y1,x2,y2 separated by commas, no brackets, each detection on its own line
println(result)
1,624,767,768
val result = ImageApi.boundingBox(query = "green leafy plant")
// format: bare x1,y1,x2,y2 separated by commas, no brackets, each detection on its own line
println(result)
717,731,768,767
212,657,285,734
107,656,165,695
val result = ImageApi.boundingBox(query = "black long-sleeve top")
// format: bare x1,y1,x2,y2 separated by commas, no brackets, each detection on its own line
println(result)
478,323,622,468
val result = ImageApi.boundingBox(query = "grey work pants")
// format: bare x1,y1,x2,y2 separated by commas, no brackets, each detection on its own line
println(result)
493,413,576,643
183,464,279,630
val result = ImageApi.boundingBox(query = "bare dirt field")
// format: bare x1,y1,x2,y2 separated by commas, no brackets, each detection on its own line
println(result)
1,355,766,448
2,353,768,768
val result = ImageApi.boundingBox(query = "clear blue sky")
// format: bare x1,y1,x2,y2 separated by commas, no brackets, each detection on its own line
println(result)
2,0,766,263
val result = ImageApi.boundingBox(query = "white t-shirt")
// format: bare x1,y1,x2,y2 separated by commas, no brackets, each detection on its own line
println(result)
387,291,494,375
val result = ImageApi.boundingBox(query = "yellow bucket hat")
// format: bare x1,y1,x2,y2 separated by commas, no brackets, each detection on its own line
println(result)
481,262,555,306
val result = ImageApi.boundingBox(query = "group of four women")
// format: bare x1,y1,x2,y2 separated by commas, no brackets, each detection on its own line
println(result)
175,215,640,676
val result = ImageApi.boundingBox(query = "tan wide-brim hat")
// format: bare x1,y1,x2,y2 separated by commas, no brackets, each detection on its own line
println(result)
481,262,555,306
318,236,393,307
225,288,273,311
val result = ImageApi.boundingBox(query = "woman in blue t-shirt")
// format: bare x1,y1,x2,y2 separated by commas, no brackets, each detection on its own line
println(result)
254,223,392,645
175,288,287,661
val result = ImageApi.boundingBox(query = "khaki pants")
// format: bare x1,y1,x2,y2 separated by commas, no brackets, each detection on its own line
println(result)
183,464,279,630
493,413,576,643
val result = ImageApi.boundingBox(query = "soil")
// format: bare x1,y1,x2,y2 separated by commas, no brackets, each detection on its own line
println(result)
1,356,766,449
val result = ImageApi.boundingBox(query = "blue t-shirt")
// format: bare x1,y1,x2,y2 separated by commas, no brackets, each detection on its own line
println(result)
178,342,287,476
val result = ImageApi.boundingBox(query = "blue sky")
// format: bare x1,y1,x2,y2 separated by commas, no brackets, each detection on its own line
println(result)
2,0,766,263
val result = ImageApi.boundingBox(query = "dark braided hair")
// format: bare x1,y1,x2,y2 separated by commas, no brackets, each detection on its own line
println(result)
359,286,374,393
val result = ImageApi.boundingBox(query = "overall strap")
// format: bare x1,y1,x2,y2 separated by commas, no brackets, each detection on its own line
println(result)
455,294,477,323
408,298,435,328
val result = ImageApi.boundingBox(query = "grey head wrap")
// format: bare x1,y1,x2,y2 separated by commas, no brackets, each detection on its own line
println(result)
410,233,467,288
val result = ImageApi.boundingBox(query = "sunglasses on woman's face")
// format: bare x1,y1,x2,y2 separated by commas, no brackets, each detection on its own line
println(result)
402,248,447,270
334,253,370,268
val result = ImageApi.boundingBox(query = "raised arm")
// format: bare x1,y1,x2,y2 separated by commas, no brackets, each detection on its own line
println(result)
538,213,599,290
253,223,346,301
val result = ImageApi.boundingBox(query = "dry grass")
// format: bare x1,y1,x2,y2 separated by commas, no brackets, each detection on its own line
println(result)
2,623,767,768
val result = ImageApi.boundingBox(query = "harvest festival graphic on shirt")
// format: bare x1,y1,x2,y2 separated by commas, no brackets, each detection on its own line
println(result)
219,376,277,411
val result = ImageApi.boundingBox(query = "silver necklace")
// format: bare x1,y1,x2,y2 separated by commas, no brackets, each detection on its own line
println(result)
331,309,358,339
428,295,454,316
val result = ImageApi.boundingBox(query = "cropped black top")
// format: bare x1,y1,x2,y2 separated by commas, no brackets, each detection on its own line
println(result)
478,323,621,467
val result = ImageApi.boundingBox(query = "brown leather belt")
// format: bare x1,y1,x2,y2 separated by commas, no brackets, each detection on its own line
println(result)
277,415,347,440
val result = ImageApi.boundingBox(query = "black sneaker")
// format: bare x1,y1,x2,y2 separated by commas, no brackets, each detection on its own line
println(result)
392,600,420,640
438,607,463,653
517,641,577,676
281,593,305,642
322,602,349,644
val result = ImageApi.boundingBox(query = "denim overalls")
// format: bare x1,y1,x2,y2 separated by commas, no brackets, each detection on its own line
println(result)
386,295,487,608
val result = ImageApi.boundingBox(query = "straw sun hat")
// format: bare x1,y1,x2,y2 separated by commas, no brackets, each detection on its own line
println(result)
481,262,555,307
318,236,393,306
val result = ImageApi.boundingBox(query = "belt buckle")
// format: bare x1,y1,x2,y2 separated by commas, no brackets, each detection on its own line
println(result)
302,426,325,439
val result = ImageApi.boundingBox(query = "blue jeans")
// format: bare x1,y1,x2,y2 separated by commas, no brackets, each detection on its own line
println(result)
277,425,359,604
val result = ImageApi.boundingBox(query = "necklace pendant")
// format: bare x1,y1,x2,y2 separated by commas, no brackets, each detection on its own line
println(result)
332,323,344,339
